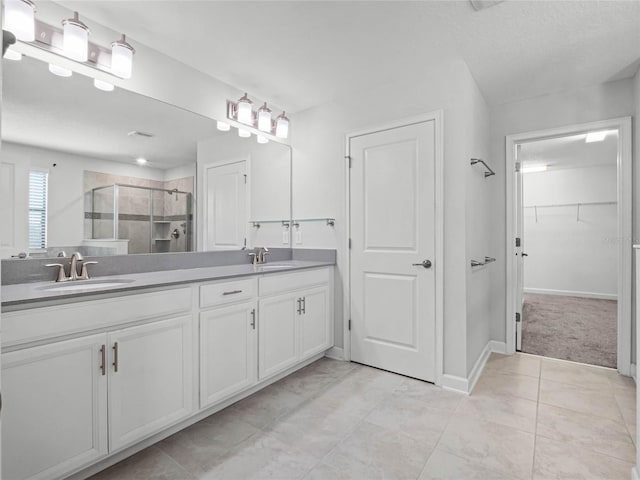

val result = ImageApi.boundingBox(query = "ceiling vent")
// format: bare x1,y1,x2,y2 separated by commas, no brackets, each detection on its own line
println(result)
470,0,505,11
127,130,154,138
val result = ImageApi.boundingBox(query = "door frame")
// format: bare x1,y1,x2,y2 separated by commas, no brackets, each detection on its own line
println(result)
197,157,250,251
344,110,445,385
505,116,633,375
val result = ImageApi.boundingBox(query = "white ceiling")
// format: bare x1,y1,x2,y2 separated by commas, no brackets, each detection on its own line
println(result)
2,54,220,169
57,0,640,113
519,131,618,170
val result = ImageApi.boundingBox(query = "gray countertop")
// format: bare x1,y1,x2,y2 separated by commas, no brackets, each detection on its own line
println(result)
1,260,334,310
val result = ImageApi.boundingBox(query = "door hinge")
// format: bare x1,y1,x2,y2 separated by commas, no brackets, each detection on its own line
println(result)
348,319,351,331
345,155,352,168
243,174,247,184
515,312,521,323
515,237,521,247
348,238,352,249
515,162,521,173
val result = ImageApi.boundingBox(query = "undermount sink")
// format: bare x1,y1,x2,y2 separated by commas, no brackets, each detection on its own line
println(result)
256,264,293,270
38,279,135,292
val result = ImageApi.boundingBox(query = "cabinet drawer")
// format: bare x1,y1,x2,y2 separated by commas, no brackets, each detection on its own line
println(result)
200,278,257,309
259,267,330,297
3,287,193,349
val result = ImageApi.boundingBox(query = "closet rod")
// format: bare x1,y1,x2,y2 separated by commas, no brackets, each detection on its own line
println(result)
470,158,495,178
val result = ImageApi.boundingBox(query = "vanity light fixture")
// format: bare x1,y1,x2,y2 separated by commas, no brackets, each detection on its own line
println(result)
257,103,272,132
257,135,269,144
111,34,134,79
238,128,251,138
226,93,290,139
93,78,114,91
216,121,230,132
4,0,36,42
62,11,89,62
275,112,289,139
236,93,253,125
48,63,72,77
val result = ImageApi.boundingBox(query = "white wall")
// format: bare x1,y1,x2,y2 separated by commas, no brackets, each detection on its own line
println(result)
523,165,617,298
1,142,169,257
292,58,490,380
490,78,635,344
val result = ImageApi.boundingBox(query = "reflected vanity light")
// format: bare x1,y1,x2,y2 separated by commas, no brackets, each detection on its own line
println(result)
216,121,230,131
4,0,36,42
521,164,547,174
257,135,269,144
585,130,614,143
4,48,22,61
48,63,72,77
226,94,290,139
135,157,147,165
62,11,89,62
238,128,251,138
94,78,114,91
111,34,135,79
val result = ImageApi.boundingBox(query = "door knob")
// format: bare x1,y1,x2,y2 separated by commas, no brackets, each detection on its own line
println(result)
412,260,432,269
521,253,528,257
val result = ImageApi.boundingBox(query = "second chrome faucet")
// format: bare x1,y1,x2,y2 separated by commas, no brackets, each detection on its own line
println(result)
46,252,99,282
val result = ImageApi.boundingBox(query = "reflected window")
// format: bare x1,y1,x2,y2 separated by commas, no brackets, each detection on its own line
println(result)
28,169,48,249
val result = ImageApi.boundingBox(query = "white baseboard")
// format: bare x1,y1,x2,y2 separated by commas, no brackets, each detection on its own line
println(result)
524,288,617,301
632,466,639,480
441,341,506,395
325,346,345,360
631,363,637,382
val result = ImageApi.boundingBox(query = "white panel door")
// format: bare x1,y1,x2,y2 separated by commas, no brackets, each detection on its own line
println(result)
299,286,332,360
515,146,524,351
200,302,257,408
350,121,436,382
108,315,193,451
258,293,299,380
206,161,247,249
2,334,108,480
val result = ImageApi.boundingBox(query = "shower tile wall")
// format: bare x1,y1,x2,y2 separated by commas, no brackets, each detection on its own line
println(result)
84,171,194,254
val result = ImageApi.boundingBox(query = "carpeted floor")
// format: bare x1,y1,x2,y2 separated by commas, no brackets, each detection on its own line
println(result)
522,293,617,368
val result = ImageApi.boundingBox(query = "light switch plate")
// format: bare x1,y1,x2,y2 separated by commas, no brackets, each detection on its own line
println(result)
295,229,303,244
282,229,289,244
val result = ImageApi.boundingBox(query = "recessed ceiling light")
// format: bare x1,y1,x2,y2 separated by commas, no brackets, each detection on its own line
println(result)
216,121,230,132
135,157,147,165
48,63,72,77
4,48,22,61
521,164,547,174
94,78,114,91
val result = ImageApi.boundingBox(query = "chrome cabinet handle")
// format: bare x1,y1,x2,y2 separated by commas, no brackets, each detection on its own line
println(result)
296,298,302,315
112,342,119,373
223,290,243,296
250,309,256,329
100,345,106,376
412,260,432,269
301,297,306,314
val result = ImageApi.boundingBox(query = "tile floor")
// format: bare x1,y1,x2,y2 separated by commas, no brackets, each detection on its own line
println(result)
91,353,637,480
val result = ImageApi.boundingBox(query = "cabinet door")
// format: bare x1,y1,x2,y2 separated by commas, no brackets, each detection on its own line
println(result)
200,302,257,408
258,293,299,380
108,315,193,451
2,334,108,480
299,285,332,361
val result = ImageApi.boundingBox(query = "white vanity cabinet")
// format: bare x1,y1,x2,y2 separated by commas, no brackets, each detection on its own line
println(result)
2,334,108,480
258,268,333,380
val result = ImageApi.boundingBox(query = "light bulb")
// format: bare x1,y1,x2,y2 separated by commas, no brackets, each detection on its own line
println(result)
257,135,269,144
94,79,114,91
48,64,72,77
216,121,230,131
111,34,135,79
257,102,272,132
236,93,253,125
63,12,90,62
275,112,289,139
238,128,251,138
4,48,22,61
4,0,35,42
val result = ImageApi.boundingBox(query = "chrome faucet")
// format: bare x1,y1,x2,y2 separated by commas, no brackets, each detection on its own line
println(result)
46,252,98,282
248,247,270,265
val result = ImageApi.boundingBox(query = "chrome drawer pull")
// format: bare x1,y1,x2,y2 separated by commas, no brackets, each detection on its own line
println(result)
223,290,243,296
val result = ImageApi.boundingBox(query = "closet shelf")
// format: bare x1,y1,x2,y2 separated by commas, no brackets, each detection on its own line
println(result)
524,201,616,222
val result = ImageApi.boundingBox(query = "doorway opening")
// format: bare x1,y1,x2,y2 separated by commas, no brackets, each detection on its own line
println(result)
505,117,632,374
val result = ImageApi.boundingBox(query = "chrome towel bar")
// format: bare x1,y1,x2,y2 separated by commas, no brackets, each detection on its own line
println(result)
471,256,496,267
470,158,495,178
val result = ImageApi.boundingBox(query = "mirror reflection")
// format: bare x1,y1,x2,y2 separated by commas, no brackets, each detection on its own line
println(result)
0,55,292,258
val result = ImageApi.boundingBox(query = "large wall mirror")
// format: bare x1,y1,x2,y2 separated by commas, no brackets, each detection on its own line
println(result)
0,55,292,258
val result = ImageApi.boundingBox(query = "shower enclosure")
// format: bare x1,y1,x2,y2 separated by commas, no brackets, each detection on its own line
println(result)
89,183,193,254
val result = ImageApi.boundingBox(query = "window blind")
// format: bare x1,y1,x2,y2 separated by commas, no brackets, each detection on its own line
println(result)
28,170,48,249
